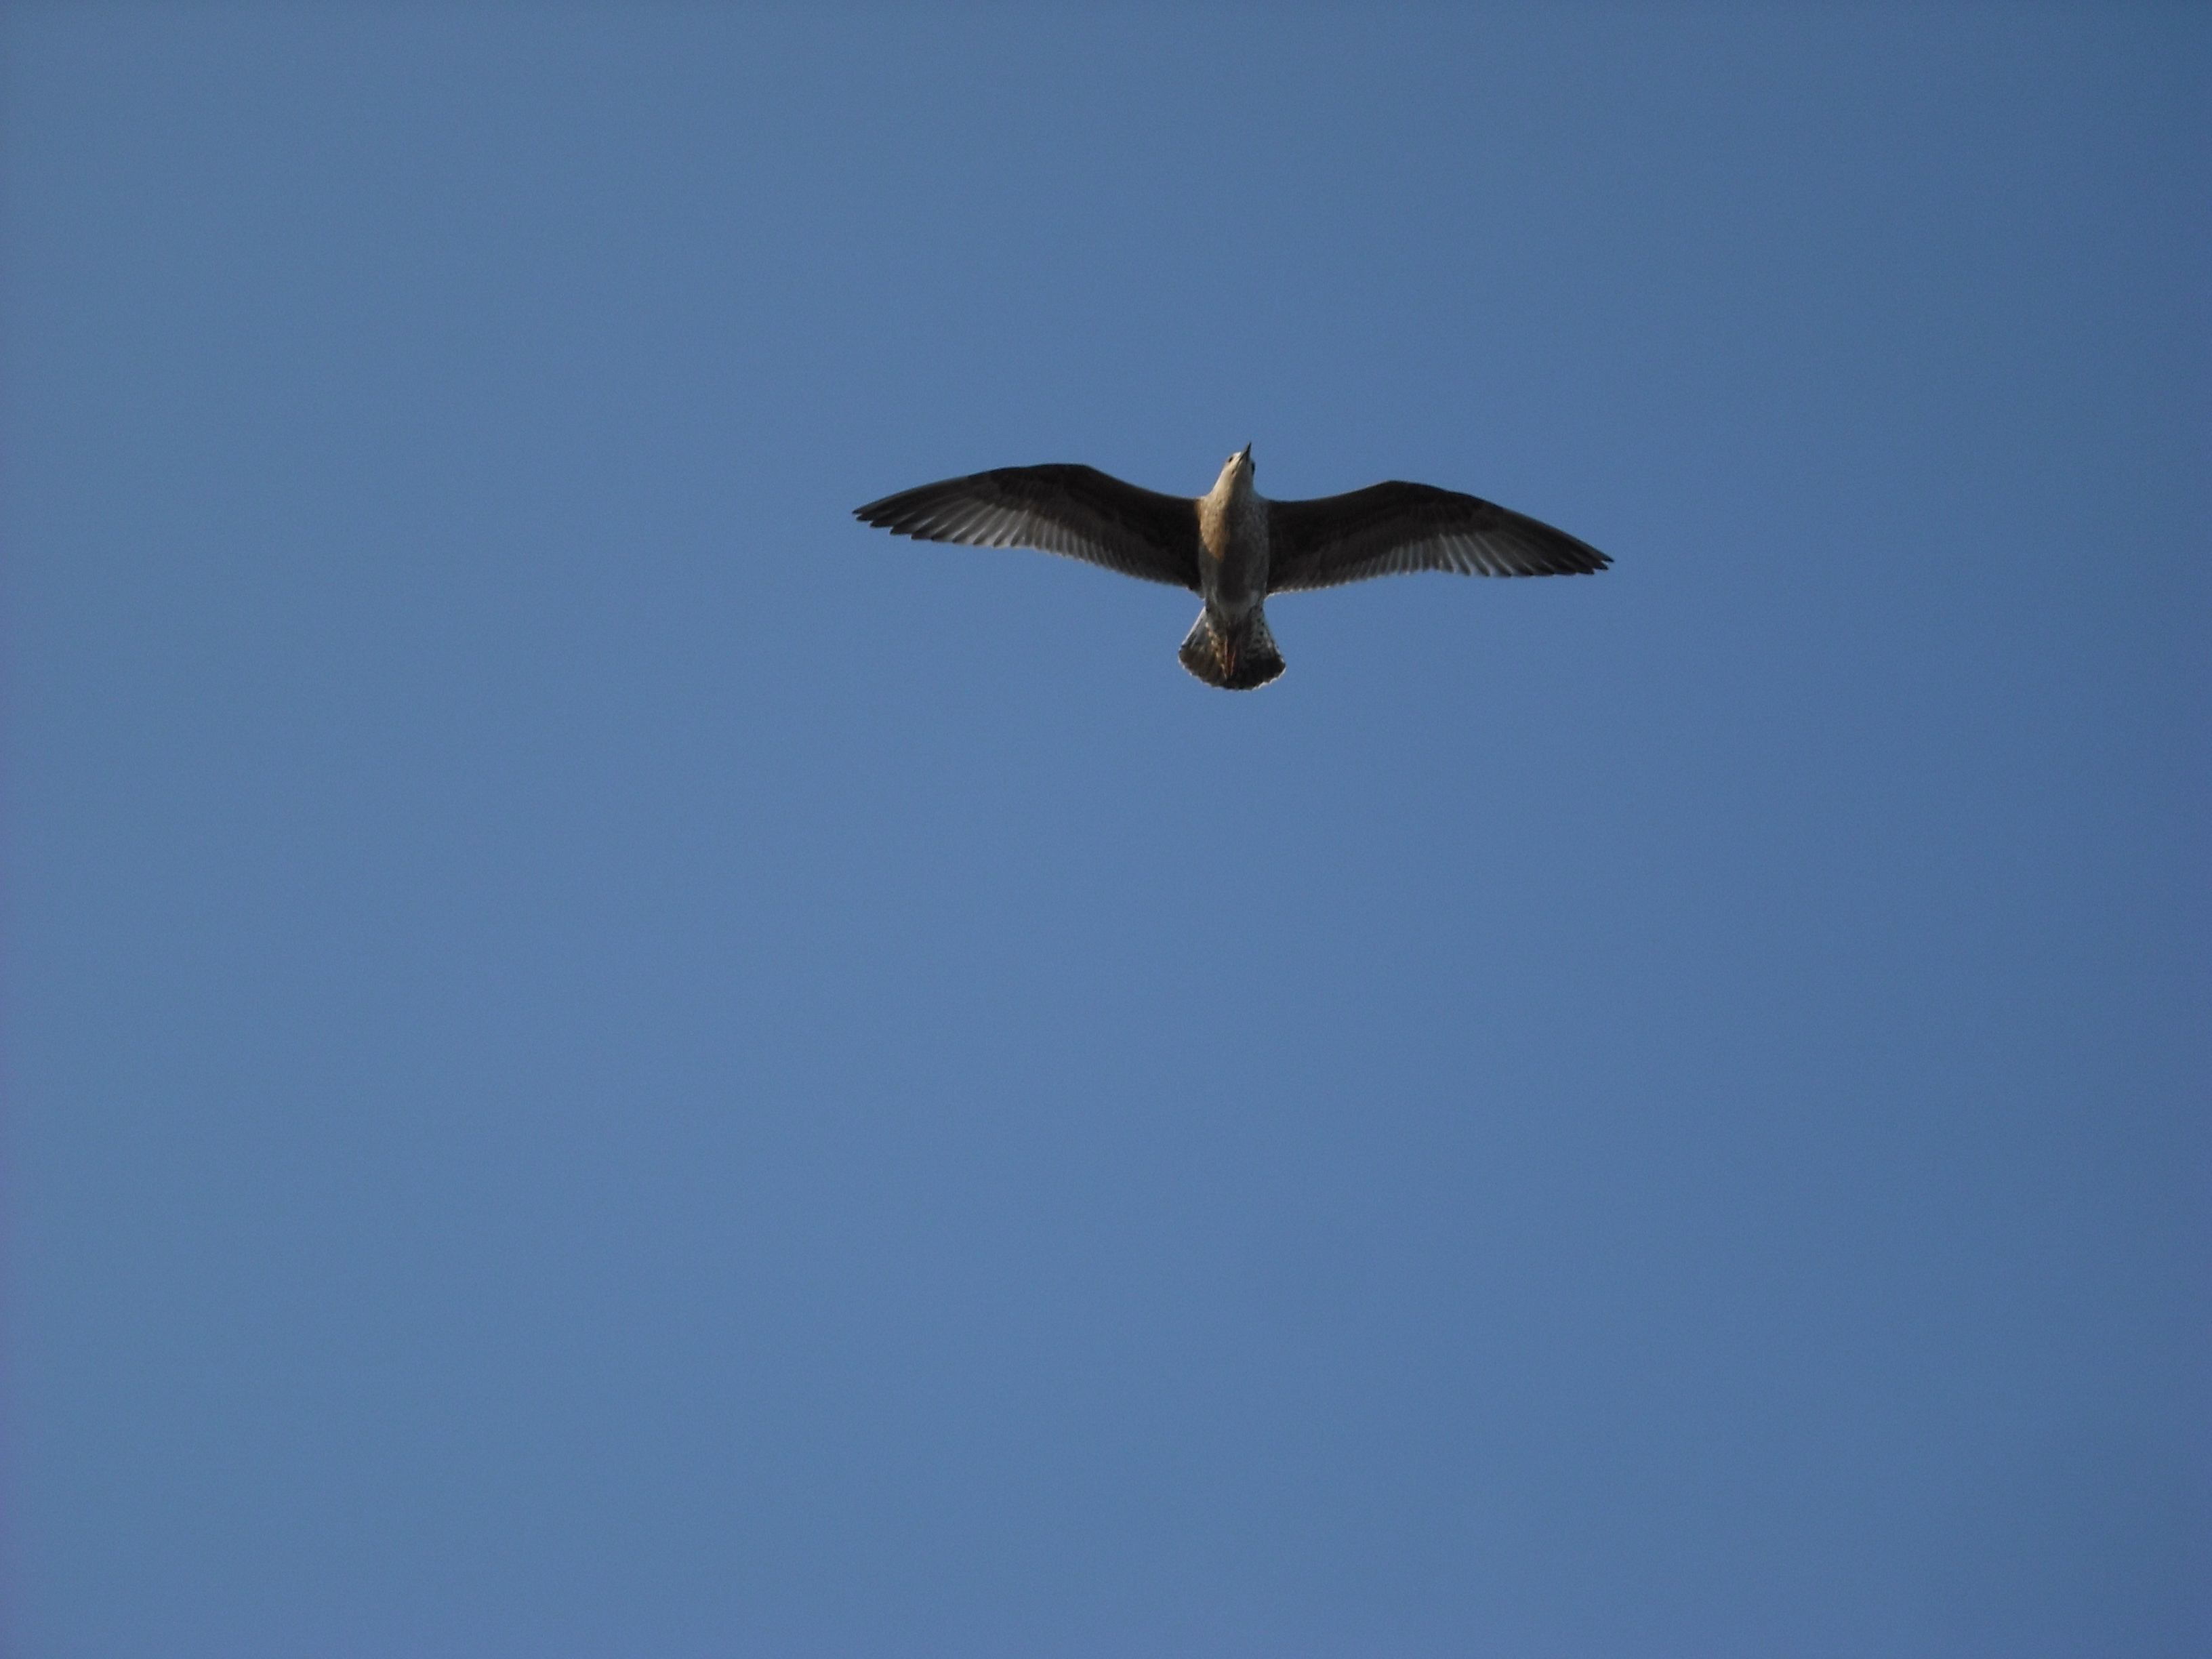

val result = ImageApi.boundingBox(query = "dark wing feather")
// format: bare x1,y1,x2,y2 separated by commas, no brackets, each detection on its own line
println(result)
854,464,1202,592
1267,482,1610,594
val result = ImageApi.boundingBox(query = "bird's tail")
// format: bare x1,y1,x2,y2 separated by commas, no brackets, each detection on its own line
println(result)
1179,606,1285,691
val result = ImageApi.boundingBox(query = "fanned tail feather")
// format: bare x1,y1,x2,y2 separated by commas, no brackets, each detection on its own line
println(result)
1179,607,1285,691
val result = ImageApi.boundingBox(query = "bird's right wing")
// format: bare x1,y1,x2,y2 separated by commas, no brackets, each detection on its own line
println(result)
1267,482,1609,593
854,464,1202,592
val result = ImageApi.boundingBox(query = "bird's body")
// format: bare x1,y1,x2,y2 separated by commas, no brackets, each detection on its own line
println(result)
1188,447,1281,689
853,447,1608,689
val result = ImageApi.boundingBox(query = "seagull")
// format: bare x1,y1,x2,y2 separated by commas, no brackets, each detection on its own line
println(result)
853,447,1610,690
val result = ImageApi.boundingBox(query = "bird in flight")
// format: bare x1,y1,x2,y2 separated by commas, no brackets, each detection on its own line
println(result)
854,447,1610,690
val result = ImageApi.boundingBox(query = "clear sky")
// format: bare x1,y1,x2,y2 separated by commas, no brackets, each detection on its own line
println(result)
4,6,2206,1656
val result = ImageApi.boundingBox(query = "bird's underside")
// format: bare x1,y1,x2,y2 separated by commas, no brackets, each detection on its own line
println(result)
852,452,1610,690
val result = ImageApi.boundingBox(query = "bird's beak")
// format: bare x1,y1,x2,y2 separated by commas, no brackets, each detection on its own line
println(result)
1240,444,1252,466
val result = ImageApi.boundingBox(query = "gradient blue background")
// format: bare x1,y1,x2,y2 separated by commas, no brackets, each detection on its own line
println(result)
5,7,2207,1655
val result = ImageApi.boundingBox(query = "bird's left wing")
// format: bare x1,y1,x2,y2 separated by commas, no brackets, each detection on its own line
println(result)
855,464,1202,592
1267,482,1609,593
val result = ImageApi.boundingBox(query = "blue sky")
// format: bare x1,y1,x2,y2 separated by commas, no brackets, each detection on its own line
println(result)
4,7,2207,1655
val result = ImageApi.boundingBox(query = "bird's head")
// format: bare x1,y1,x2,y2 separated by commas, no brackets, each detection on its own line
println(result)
1215,444,1255,497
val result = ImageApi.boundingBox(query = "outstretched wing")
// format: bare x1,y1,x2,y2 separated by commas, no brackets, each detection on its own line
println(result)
855,464,1202,592
1267,482,1609,594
